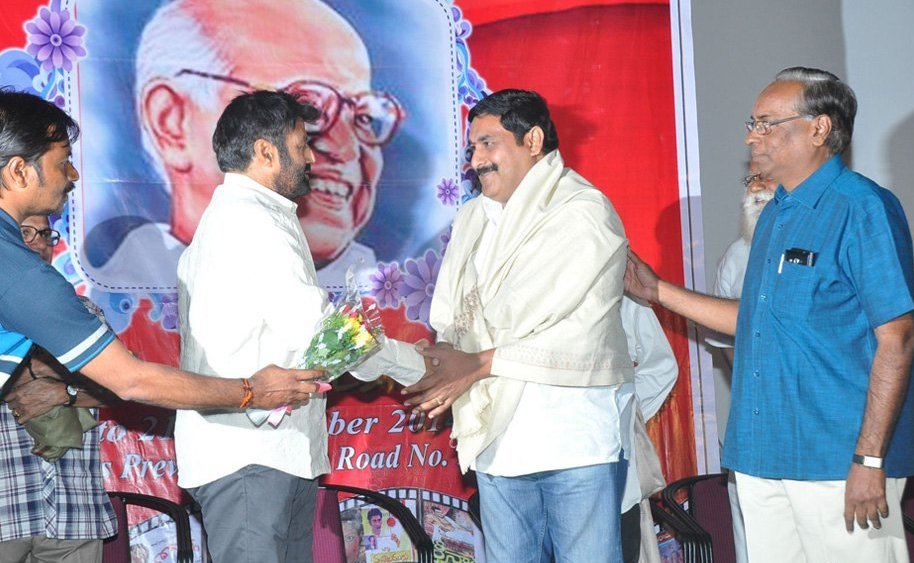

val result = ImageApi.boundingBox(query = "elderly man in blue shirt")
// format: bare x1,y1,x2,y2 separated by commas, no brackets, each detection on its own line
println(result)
626,67,913,563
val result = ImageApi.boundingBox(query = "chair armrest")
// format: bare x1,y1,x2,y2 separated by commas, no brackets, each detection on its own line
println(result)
107,491,194,563
661,475,719,536
321,483,434,563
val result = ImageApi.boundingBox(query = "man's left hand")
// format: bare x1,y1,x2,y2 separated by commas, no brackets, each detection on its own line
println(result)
844,462,889,532
402,343,491,418
6,377,68,423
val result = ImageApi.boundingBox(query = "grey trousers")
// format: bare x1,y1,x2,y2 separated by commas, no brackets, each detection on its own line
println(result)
0,537,102,563
188,464,318,563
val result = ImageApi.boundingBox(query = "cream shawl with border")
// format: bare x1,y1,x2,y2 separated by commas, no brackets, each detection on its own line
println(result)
431,150,633,472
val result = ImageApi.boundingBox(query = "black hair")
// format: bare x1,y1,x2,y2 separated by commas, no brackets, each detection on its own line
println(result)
367,507,383,520
0,89,79,176
212,90,318,173
468,89,559,154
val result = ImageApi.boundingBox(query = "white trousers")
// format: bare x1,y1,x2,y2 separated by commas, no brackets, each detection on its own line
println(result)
734,472,909,563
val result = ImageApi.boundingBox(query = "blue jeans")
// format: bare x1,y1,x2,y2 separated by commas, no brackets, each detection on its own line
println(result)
477,461,627,563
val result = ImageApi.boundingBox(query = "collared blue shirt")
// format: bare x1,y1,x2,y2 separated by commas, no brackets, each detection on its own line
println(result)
0,209,115,387
723,156,914,479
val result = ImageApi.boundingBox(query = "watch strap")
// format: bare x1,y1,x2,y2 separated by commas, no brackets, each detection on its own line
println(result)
852,454,884,469
65,384,78,406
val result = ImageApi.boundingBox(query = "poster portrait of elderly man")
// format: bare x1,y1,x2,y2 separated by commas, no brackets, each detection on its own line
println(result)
69,0,461,324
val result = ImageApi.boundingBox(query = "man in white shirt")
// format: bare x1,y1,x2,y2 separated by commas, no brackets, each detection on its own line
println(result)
176,90,331,563
403,89,633,562
714,171,778,303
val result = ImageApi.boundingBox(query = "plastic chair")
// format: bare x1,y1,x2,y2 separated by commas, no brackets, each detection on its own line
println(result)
318,484,434,563
102,491,193,563
661,473,736,563
649,497,713,563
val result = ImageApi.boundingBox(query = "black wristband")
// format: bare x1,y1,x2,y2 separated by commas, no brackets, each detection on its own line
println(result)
65,384,78,406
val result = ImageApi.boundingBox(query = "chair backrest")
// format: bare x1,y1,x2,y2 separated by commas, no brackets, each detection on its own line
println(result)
312,487,347,563
688,474,736,563
103,491,194,563
102,495,130,563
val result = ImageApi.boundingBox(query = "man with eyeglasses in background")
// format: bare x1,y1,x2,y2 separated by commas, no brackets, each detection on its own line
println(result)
89,0,401,293
704,170,777,563
0,215,121,563
627,67,913,562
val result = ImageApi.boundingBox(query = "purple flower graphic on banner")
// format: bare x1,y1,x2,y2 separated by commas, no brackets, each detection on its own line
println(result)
402,250,441,324
451,6,472,41
25,2,87,72
437,178,459,206
370,262,405,309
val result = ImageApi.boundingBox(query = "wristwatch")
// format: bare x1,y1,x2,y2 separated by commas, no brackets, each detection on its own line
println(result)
852,454,884,469
65,384,79,406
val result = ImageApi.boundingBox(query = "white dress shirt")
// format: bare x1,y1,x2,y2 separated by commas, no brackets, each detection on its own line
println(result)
175,173,331,488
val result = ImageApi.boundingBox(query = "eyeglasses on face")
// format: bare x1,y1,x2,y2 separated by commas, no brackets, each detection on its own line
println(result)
21,225,61,247
744,114,810,135
176,69,404,146
742,173,762,187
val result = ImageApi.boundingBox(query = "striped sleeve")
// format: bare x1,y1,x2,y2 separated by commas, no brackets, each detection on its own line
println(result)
0,264,115,375
0,328,32,387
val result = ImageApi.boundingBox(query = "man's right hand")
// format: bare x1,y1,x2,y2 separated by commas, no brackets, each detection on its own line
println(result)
248,365,327,408
624,250,661,303
5,377,68,423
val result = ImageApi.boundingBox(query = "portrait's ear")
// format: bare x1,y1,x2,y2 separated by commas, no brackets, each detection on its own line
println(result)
140,80,192,172
525,126,545,156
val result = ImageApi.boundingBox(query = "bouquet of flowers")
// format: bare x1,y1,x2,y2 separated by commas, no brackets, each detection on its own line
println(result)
247,267,384,427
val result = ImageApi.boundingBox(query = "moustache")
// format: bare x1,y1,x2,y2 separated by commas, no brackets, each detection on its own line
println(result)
476,164,498,176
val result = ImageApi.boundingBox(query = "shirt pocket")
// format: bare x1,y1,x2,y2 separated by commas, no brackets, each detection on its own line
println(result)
770,261,817,320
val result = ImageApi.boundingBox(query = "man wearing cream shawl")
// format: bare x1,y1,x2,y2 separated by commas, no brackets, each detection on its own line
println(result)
403,89,634,563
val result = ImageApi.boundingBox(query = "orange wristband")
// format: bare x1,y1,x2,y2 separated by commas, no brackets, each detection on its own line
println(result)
239,378,254,409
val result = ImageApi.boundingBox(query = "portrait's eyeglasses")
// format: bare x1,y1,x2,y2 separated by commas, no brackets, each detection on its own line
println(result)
742,173,762,187
20,225,61,247
744,115,809,136
176,69,404,146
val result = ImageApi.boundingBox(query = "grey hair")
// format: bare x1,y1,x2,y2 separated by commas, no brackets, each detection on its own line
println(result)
135,1,231,189
775,66,856,155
